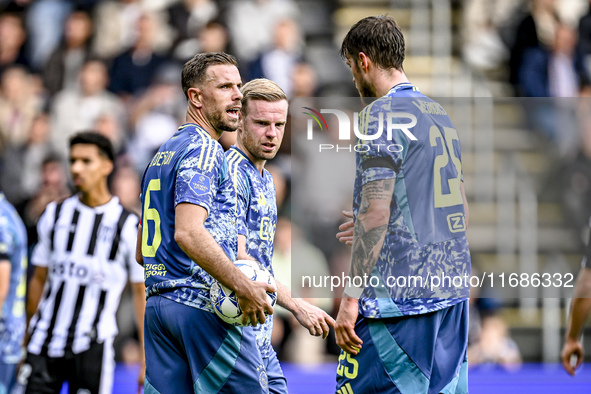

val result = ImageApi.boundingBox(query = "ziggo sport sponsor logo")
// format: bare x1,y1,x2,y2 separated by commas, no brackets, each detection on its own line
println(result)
302,107,418,152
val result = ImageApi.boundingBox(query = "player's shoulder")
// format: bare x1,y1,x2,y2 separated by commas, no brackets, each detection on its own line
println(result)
226,146,251,173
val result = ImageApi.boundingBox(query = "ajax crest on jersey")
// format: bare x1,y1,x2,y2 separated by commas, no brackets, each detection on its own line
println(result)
210,260,277,326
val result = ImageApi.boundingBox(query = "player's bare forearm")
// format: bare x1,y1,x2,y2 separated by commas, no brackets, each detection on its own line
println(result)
349,179,394,279
175,203,274,325
0,261,10,311
131,282,146,385
276,281,334,338
135,224,144,266
276,280,296,311
566,268,591,341
237,235,256,261
26,266,48,342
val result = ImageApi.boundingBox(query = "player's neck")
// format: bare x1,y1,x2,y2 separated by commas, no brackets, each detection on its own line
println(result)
236,143,265,174
78,184,112,207
372,69,410,97
186,108,223,140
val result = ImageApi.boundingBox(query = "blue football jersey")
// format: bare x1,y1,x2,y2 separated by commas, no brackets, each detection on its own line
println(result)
354,83,471,318
141,124,237,312
226,146,277,358
0,193,27,363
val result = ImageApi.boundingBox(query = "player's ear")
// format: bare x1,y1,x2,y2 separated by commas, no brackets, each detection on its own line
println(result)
237,112,244,134
358,52,370,72
103,158,114,177
188,87,202,108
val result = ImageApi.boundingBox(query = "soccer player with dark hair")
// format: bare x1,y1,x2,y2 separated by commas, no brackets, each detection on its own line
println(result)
22,131,146,394
138,53,275,393
335,16,471,394
0,192,27,394
227,78,335,392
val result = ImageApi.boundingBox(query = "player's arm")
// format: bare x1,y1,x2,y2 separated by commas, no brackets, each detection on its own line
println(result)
276,282,335,339
236,235,254,261
237,232,335,338
562,267,591,375
136,223,143,266
336,177,395,355
175,203,275,326
0,259,10,310
131,281,146,387
26,266,48,331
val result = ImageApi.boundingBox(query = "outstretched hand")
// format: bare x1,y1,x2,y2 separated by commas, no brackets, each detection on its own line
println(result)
292,299,335,339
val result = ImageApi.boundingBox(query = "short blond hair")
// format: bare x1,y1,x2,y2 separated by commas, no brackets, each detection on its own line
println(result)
240,78,288,115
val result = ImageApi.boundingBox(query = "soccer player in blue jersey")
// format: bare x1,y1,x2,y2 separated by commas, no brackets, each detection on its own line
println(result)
334,16,471,394
138,52,275,393
227,78,335,393
0,193,27,394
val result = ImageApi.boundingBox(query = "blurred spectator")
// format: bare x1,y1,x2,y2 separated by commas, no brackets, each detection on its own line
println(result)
467,273,522,370
227,0,299,63
0,66,42,150
518,24,587,97
292,62,318,98
94,112,127,155
0,113,52,205
25,0,72,70
0,11,30,75
171,21,230,62
43,9,95,98
111,162,141,213
108,11,171,98
92,0,143,59
50,58,125,158
198,22,229,53
463,0,518,71
509,0,559,92
128,65,184,172
278,62,320,156
16,154,70,249
247,18,302,98
578,0,591,76
166,0,218,59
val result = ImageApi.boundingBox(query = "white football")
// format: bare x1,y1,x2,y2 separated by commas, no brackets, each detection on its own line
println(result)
210,260,277,326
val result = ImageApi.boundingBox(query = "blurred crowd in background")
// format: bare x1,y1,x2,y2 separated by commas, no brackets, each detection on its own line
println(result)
2,0,591,369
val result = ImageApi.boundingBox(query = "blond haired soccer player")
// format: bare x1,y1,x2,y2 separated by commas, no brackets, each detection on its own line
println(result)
227,78,334,392
334,16,471,394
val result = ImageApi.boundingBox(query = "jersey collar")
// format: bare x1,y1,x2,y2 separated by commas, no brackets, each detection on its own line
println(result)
230,146,267,179
388,82,416,95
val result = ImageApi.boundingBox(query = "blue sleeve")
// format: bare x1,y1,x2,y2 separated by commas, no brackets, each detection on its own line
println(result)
357,100,401,186
0,215,15,260
234,170,249,237
174,139,223,214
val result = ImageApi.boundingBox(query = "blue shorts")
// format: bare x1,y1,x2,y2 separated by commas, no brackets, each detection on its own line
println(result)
0,359,17,394
263,348,287,394
335,300,469,394
144,296,267,394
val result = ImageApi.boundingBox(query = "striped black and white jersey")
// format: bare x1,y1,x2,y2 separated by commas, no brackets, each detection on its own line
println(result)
27,195,144,358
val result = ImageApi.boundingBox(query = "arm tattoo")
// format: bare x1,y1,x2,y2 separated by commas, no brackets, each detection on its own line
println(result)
351,221,388,277
350,178,394,279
